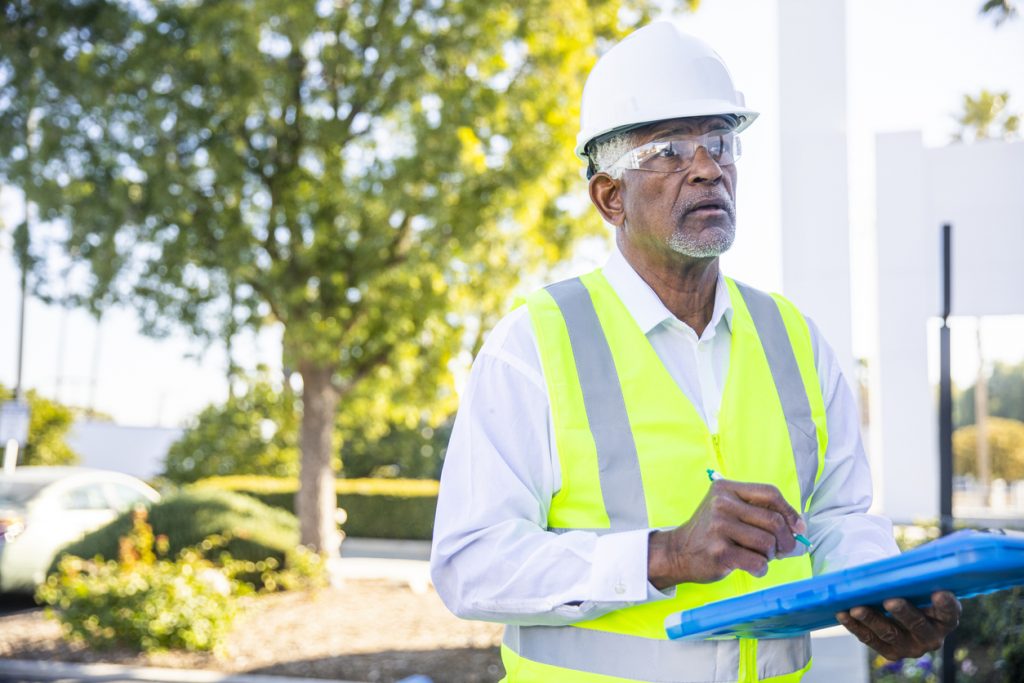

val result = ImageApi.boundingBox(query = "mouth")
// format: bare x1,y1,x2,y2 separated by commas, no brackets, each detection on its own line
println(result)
688,198,730,216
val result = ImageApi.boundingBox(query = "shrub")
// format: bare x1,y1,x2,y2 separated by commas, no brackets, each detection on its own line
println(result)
0,385,78,466
36,509,248,653
953,417,1024,481
55,488,326,589
192,476,439,540
163,375,301,484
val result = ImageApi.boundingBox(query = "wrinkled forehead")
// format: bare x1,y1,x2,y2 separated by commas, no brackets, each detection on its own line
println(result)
633,115,737,144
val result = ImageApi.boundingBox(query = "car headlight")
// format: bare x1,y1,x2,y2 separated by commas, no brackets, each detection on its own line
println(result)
0,514,25,542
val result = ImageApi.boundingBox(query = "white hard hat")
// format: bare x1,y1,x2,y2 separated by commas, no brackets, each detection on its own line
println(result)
576,21,758,162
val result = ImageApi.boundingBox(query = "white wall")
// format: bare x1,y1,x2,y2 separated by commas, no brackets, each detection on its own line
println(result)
66,420,182,481
777,0,856,385
873,133,1024,522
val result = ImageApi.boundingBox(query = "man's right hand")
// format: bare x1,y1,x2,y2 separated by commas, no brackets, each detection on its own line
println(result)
647,479,807,590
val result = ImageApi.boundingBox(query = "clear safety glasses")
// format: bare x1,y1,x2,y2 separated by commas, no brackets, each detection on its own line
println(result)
608,130,742,174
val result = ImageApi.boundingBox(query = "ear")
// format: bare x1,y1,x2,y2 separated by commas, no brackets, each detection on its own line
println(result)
589,172,625,228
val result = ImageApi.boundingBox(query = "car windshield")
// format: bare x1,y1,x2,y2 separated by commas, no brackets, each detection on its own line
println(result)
0,480,47,507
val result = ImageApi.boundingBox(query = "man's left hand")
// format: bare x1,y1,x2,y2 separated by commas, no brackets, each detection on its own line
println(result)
836,591,961,660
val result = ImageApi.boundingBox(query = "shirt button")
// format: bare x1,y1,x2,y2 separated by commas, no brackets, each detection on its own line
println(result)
614,582,626,595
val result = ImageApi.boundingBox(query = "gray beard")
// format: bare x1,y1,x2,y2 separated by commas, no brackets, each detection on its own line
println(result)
667,222,736,258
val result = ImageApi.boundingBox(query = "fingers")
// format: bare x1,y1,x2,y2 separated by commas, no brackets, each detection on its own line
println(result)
884,599,940,646
837,593,961,661
836,610,897,659
712,540,770,578
717,480,806,534
715,499,789,558
923,591,962,632
713,483,798,555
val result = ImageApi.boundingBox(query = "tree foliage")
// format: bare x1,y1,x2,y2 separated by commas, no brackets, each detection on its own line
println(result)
163,373,300,483
953,416,1024,481
955,360,1024,428
0,384,79,466
0,0,654,549
979,0,1019,26
163,370,452,482
340,416,452,479
953,90,1021,143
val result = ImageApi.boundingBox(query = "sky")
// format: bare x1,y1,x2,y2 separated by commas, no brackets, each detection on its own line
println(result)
1,0,1023,428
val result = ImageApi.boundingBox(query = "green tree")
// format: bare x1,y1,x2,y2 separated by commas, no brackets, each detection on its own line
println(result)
2,1,655,550
164,369,451,481
979,0,1019,25
341,416,453,479
953,417,1024,481
0,1,136,307
955,360,1024,428
163,373,300,484
0,385,79,466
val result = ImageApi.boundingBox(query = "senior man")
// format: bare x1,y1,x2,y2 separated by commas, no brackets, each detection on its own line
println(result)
431,21,960,682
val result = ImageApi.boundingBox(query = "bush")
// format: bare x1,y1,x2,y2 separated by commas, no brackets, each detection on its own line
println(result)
0,385,79,466
36,509,248,653
953,417,1024,481
341,418,453,479
55,488,326,589
192,476,439,540
163,375,301,484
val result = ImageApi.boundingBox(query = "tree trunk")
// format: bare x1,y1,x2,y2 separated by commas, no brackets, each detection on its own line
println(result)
296,361,341,554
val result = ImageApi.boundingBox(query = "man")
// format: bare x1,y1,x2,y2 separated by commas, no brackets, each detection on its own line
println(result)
431,21,960,682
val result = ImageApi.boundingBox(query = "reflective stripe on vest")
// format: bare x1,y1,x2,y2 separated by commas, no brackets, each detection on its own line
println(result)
545,277,649,529
732,281,821,511
503,625,812,683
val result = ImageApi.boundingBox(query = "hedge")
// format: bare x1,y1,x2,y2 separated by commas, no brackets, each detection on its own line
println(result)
192,476,439,540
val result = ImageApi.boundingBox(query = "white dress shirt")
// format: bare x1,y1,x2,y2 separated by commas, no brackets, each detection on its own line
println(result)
430,246,899,626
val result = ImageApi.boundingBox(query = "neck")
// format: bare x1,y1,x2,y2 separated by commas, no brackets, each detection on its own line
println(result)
618,240,720,337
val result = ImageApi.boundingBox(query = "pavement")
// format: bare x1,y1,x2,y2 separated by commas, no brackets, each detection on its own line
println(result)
0,537,871,683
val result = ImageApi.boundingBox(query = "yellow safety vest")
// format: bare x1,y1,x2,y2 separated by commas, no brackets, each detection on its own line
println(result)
502,270,829,683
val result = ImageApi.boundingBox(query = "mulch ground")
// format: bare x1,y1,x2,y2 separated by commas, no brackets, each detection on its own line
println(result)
0,580,505,683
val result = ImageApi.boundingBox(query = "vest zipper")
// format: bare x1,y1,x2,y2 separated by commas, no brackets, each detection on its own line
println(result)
738,638,758,682
713,432,758,682
711,433,726,474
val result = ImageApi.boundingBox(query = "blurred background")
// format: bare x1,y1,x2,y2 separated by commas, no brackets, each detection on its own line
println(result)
1,1,1023,682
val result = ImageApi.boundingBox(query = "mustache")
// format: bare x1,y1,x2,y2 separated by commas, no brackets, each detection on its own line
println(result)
673,191,736,220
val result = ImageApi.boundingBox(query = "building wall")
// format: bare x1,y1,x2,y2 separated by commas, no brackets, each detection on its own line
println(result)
873,133,1024,522
778,0,856,385
66,420,182,481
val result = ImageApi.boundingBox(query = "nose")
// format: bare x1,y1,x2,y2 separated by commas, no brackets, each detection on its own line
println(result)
685,146,724,185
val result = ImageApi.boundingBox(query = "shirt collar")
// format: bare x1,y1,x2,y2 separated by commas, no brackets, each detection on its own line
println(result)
602,245,734,338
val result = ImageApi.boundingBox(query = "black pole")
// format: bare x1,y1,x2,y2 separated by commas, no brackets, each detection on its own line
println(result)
939,222,956,683
939,222,954,538
14,256,27,400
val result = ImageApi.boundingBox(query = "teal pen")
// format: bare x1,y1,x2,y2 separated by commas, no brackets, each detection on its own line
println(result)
705,468,813,549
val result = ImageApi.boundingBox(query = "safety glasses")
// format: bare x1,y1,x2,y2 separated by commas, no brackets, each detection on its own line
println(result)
608,130,741,174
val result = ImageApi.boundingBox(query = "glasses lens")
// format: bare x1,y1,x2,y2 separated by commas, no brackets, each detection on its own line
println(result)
633,131,738,172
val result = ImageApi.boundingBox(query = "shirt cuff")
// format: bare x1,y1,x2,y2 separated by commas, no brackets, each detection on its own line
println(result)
586,528,674,603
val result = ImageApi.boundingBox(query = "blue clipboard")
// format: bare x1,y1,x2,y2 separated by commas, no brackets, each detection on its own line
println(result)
665,529,1024,641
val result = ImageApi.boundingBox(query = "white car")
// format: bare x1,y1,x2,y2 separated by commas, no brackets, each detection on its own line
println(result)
0,466,160,593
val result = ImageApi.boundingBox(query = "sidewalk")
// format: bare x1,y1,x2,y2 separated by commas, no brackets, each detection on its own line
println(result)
805,626,870,683
333,538,432,593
